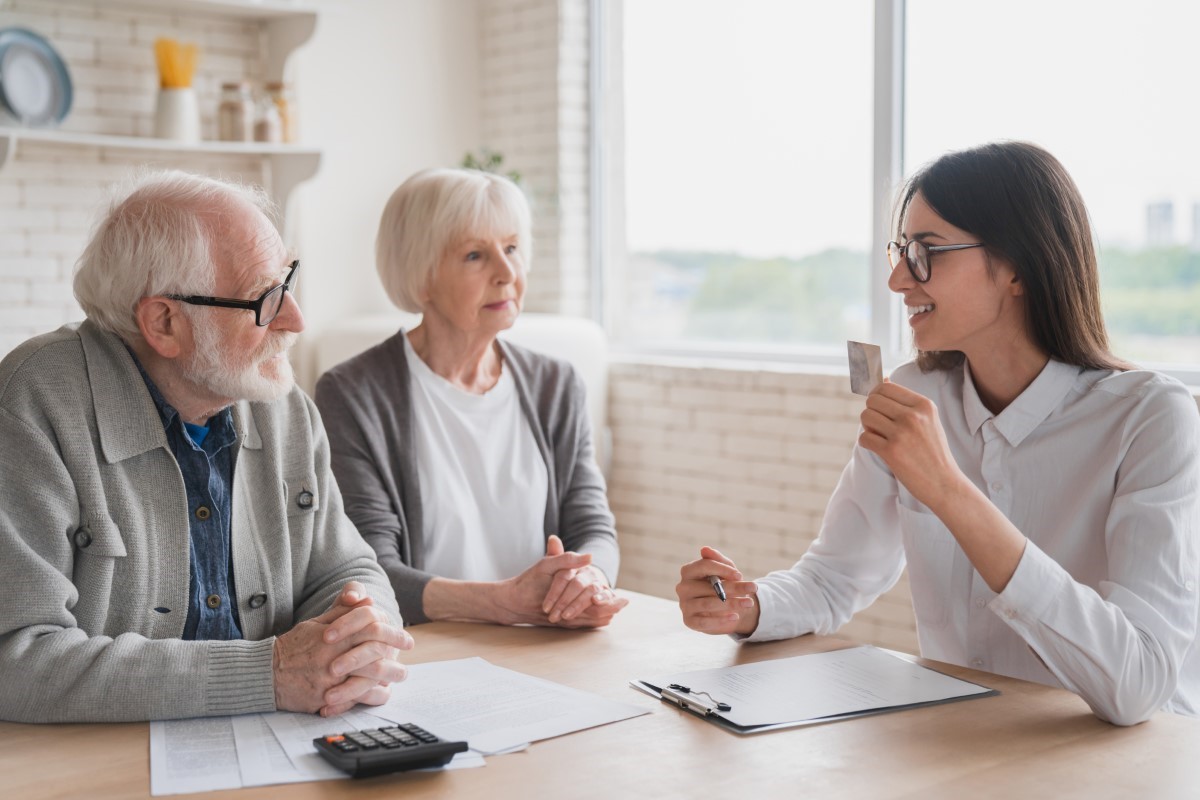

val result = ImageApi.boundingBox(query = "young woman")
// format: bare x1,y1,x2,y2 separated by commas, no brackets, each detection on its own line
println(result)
676,141,1200,726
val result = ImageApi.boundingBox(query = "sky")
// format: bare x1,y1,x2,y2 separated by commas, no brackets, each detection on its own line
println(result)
622,0,1200,258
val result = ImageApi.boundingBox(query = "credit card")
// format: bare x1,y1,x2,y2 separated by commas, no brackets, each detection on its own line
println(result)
847,341,883,396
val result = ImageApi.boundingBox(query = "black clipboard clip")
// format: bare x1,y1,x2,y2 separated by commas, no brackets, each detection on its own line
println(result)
661,683,732,716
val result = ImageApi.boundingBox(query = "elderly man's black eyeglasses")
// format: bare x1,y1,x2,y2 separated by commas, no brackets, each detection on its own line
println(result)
167,260,299,326
886,241,985,283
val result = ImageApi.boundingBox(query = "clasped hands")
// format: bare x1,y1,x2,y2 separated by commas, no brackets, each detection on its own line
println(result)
496,534,628,628
273,581,412,717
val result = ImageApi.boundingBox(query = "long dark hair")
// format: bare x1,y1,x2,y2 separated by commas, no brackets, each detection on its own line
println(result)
896,141,1132,372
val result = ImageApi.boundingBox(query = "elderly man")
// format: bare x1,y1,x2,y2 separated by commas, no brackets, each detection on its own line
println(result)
0,171,410,723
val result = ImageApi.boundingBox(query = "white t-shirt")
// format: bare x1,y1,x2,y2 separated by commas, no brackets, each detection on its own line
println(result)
404,333,549,581
750,358,1200,724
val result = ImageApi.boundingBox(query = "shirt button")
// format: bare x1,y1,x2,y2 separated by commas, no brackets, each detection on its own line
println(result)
74,528,93,549
248,592,268,609
297,490,314,509
1007,609,1019,619
974,598,986,608
971,659,984,668
195,506,211,521
206,594,222,609
990,482,1003,492
1187,581,1196,592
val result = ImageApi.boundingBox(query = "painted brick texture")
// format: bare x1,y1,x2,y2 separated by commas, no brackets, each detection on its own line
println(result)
478,0,591,318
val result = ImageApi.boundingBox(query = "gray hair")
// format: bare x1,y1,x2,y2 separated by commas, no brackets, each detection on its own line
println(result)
376,168,532,312
73,169,276,340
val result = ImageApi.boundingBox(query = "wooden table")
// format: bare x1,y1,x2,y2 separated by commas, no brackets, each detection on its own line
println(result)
2,591,1197,799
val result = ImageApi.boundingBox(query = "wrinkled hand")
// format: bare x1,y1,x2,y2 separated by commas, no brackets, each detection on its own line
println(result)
676,547,759,636
858,380,965,509
273,581,413,716
494,536,628,627
541,535,627,626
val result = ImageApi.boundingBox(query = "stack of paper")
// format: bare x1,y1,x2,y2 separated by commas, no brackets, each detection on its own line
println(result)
150,657,647,795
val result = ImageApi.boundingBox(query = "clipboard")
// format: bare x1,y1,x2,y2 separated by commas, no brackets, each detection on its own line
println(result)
631,646,999,735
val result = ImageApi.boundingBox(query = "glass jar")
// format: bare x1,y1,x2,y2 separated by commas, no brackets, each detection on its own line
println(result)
265,81,296,143
253,94,282,143
217,82,254,142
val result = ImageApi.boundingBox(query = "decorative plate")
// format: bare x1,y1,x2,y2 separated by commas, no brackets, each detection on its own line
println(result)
0,27,73,128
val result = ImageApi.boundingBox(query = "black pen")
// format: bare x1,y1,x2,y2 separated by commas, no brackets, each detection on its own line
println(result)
708,575,726,603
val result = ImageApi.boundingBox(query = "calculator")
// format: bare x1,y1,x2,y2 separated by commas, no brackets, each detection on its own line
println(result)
312,723,469,778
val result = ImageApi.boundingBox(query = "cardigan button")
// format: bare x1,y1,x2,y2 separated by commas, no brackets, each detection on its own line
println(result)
297,490,314,509
74,528,92,548
248,592,268,609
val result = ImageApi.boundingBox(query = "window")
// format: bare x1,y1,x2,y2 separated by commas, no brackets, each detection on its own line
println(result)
604,0,873,359
600,0,1200,380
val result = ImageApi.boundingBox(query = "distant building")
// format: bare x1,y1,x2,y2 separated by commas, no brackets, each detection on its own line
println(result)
1146,201,1174,247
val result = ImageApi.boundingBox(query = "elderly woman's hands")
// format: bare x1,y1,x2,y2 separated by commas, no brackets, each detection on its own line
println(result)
494,535,628,628
541,535,627,626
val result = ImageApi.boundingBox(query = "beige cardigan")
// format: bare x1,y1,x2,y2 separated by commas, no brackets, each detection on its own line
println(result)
0,320,399,722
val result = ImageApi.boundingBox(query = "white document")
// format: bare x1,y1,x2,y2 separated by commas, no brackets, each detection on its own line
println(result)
149,717,242,796
231,712,337,787
260,708,378,782
373,657,649,755
637,646,994,731
236,711,346,786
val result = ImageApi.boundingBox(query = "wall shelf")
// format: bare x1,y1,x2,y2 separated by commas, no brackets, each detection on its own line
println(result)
0,126,319,162
22,0,321,21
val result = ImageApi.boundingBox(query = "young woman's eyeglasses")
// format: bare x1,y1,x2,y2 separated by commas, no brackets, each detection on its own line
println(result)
886,241,984,283
166,260,299,326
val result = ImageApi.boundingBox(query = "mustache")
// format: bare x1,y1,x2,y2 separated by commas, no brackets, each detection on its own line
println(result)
258,331,298,360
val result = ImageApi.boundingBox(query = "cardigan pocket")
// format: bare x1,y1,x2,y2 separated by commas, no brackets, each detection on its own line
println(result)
71,514,127,558
70,514,127,632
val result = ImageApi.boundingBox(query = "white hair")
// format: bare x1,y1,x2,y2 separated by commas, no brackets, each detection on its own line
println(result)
73,169,276,340
376,168,532,313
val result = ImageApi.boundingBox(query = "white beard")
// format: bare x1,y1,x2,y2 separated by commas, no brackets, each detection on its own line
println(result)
181,309,297,403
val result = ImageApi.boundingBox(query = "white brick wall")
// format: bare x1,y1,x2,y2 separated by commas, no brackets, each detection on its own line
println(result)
478,0,591,317
0,0,272,356
607,357,922,653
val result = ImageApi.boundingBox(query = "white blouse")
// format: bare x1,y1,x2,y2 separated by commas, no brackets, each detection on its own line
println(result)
404,334,549,582
750,358,1200,724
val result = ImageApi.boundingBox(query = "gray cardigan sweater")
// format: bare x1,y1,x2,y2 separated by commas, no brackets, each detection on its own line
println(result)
0,321,399,723
314,330,619,624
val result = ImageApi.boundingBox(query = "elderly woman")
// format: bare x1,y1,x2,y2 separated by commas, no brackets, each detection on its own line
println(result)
315,168,625,628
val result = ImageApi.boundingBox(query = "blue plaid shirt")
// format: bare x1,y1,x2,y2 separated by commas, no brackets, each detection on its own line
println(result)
130,353,243,640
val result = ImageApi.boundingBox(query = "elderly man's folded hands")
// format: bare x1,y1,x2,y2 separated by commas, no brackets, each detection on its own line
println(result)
272,581,413,717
